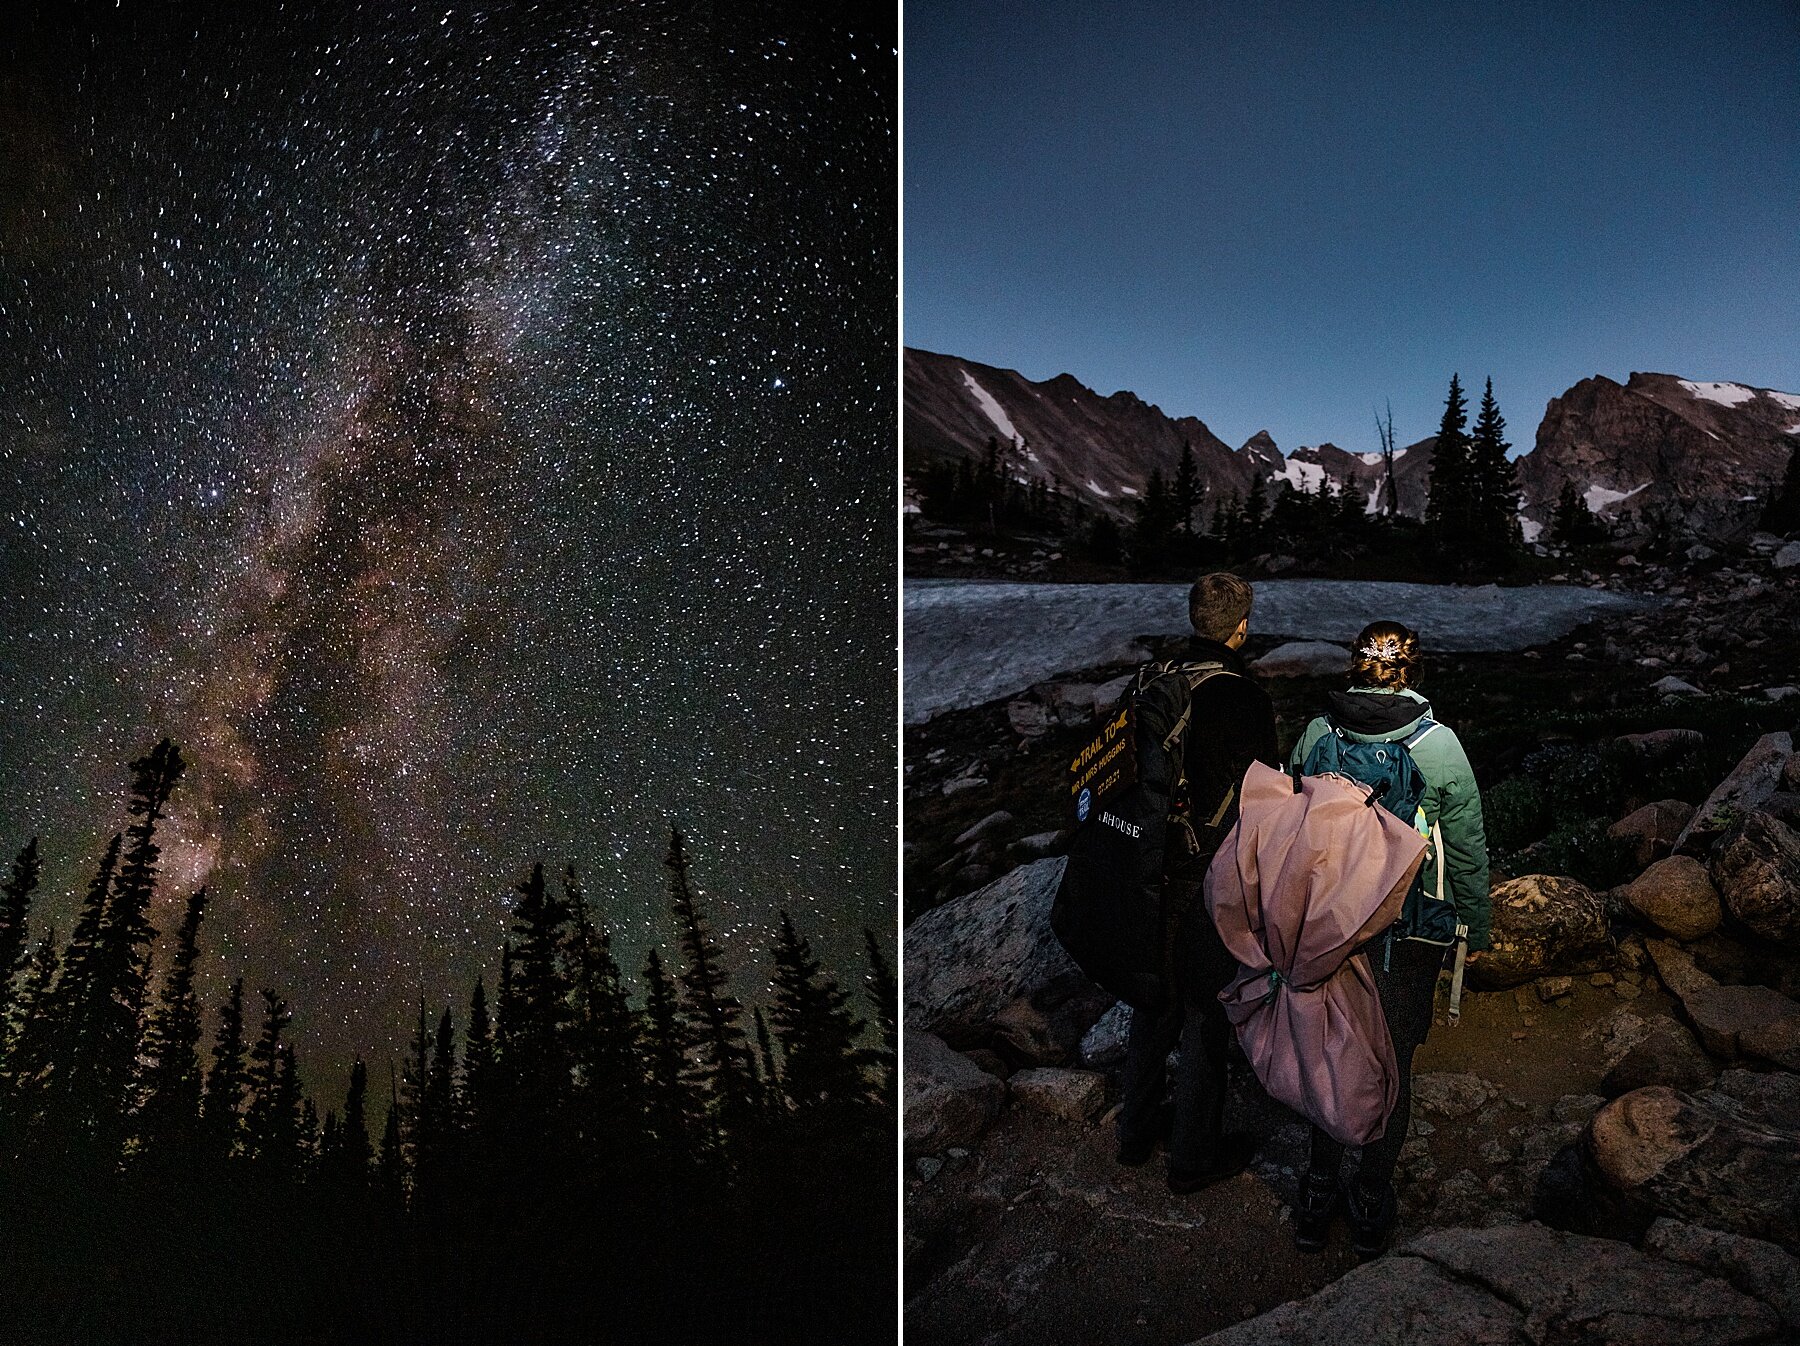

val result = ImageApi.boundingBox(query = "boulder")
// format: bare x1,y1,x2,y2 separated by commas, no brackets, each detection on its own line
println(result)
1250,641,1350,677
1035,678,1099,727
1618,855,1723,941
1005,698,1052,741
1092,673,1135,712
1078,1000,1132,1068
1645,938,1800,1069
1643,1219,1800,1335
1617,728,1705,763
1583,1073,1800,1248
1607,799,1695,871
1765,686,1800,703
1653,675,1703,697
1676,732,1795,855
1710,809,1800,948
1468,875,1612,990
903,1033,1004,1156
904,857,1111,1063
1600,1019,1716,1098
1774,540,1800,570
1189,1222,1779,1346
953,809,1015,848
1008,1067,1107,1123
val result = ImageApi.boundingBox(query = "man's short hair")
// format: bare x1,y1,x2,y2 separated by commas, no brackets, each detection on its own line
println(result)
1189,572,1253,643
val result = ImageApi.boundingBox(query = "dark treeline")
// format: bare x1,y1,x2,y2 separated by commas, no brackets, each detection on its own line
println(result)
0,741,895,1345
911,375,1532,581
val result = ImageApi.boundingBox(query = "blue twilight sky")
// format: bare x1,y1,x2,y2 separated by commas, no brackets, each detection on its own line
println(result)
904,1,1800,455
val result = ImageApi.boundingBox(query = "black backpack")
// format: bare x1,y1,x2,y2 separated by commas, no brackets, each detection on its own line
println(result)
1050,660,1240,1012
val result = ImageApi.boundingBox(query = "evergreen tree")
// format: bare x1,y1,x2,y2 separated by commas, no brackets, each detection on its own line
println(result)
639,947,693,1157
768,912,868,1113
1550,479,1606,546
752,1007,784,1113
1244,475,1269,540
564,867,642,1151
460,976,497,1153
376,1068,405,1205
1424,373,1473,563
664,828,757,1147
30,833,121,1145
0,925,59,1144
244,988,293,1162
134,887,208,1159
1131,468,1177,574
1763,446,1800,536
862,929,897,1102
1174,442,1200,536
0,838,41,1049
417,1004,456,1196
400,997,432,1181
1468,377,1521,564
330,1058,372,1192
203,977,249,1160
502,863,571,1107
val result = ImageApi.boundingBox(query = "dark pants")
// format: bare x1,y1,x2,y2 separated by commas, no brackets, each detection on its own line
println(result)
1307,936,1446,1198
1116,880,1237,1175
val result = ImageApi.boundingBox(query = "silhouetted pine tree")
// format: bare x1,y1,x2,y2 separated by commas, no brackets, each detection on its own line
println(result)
639,947,693,1158
0,838,41,1050
377,1068,405,1206
420,1004,457,1197
863,929,897,1103
564,866,642,1154
1243,475,1269,542
324,1059,372,1194
203,977,249,1160
460,977,497,1156
400,997,432,1187
28,833,121,1146
769,912,868,1113
499,863,573,1155
1174,443,1199,536
1551,479,1607,546
752,1007,784,1113
1425,374,1473,563
0,925,58,1147
134,887,208,1160
244,989,294,1163
1468,377,1521,565
664,829,757,1150
1131,468,1176,574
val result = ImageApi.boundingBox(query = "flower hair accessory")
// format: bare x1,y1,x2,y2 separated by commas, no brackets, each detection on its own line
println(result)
1359,634,1406,661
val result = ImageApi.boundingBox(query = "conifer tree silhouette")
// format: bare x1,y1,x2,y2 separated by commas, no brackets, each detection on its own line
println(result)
862,928,897,1103
564,865,642,1153
377,1065,405,1206
0,838,41,1051
461,976,497,1158
769,911,869,1113
135,887,208,1160
663,828,756,1149
1425,373,1473,563
753,1006,784,1113
203,977,249,1160
336,1058,372,1191
639,947,693,1157
1468,377,1521,565
244,989,294,1162
29,833,122,1147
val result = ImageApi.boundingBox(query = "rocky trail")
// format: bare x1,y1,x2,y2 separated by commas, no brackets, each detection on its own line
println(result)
904,545,1800,1344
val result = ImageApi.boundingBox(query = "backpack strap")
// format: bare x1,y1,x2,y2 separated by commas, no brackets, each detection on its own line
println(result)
1403,716,1439,749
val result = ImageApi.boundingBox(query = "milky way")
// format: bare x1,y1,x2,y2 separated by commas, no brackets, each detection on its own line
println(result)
0,4,896,1086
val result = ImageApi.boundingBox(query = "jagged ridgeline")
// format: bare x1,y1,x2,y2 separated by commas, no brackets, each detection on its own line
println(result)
0,740,897,1345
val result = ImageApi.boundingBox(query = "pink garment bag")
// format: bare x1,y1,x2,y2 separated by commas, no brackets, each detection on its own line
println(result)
1205,760,1427,1146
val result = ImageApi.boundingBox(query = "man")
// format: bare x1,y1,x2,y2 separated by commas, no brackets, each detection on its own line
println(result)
1115,572,1280,1192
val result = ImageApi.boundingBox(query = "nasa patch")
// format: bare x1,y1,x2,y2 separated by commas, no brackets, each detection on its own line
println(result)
1076,787,1092,822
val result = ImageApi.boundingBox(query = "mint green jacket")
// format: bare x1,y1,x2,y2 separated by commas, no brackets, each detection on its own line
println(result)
1288,687,1493,950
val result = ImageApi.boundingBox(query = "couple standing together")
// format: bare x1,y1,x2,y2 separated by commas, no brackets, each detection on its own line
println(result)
1114,572,1491,1258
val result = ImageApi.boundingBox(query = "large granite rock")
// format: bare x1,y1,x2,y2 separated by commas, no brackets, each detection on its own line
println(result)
904,857,1111,1062
1608,799,1696,871
1618,855,1723,941
903,1032,1004,1156
1645,939,1800,1069
1711,810,1800,949
1600,1018,1717,1098
1643,1218,1800,1336
1008,1067,1107,1123
1469,875,1612,990
1583,1073,1800,1249
1677,732,1794,855
1188,1221,1780,1345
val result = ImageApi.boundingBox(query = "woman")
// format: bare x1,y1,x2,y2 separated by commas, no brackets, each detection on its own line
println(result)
1286,620,1491,1257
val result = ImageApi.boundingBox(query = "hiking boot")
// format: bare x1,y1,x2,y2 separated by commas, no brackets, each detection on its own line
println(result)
1116,1101,1172,1167
1167,1132,1255,1194
1292,1170,1340,1253
1345,1179,1397,1258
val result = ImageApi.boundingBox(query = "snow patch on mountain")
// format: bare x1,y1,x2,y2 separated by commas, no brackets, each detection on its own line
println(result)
1679,380,1757,407
1085,479,1111,497
961,370,1022,444
1584,482,1649,513
1767,390,1800,411
1275,459,1325,491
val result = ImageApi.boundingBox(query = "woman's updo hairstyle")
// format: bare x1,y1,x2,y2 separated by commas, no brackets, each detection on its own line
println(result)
1350,620,1421,690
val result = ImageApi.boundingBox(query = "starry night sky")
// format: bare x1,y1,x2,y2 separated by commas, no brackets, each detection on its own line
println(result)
1,3,896,1088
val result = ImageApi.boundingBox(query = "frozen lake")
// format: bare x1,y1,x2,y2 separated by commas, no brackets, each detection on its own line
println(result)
904,578,1660,724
